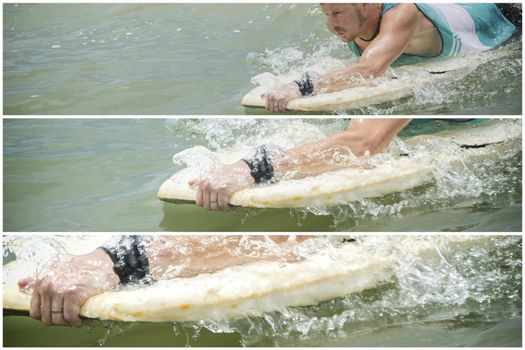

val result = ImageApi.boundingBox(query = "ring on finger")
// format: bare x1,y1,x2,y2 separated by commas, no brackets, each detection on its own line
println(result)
51,308,67,326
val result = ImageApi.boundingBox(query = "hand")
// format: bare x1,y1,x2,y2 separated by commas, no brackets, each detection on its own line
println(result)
17,249,119,327
189,161,254,211
262,82,301,112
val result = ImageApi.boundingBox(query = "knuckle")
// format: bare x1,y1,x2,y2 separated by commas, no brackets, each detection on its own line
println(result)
63,288,77,299
41,279,54,293
218,187,230,196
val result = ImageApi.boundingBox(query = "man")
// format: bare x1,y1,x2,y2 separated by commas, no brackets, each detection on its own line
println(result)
264,3,516,112
190,118,411,211
18,235,311,326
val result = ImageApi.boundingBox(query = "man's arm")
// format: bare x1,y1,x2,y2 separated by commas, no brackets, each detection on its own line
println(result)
264,5,420,112
18,235,311,326
191,119,411,210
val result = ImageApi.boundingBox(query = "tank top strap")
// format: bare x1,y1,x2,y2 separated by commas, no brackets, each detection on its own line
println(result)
381,3,399,16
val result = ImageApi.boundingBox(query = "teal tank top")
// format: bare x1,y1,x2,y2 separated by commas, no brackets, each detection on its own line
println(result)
348,3,516,64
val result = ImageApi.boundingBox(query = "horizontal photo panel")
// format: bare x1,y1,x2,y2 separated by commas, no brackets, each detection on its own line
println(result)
3,118,522,232
3,234,522,346
3,3,522,115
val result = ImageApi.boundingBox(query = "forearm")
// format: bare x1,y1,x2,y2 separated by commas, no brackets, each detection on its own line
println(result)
313,62,387,94
104,236,309,279
270,118,411,180
143,235,311,279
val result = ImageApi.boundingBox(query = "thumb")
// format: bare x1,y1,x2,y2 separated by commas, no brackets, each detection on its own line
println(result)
18,277,34,290
261,91,273,99
188,179,200,187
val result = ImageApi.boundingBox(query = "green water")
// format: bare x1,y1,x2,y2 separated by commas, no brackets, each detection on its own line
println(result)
3,315,521,347
3,3,522,115
3,236,522,347
3,118,522,232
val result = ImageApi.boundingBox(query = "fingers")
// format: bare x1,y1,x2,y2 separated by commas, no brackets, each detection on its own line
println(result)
202,182,211,210
265,95,279,112
278,98,287,113
29,277,82,327
40,280,52,325
194,179,231,211
189,179,203,207
264,94,272,111
195,181,204,207
196,187,203,207
63,290,83,327
217,187,231,211
29,282,41,320
51,292,67,326
209,190,219,210
264,94,288,113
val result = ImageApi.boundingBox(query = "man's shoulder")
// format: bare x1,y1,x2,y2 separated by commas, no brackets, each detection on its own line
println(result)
382,3,420,19
381,3,421,28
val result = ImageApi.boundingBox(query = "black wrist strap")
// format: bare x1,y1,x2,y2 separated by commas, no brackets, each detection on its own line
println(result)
242,145,276,184
100,235,149,285
294,72,315,96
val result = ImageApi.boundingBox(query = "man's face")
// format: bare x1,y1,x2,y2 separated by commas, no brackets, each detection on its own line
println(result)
320,3,366,43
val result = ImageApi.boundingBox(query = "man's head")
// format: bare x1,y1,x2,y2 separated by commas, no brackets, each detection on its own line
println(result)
320,3,373,42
